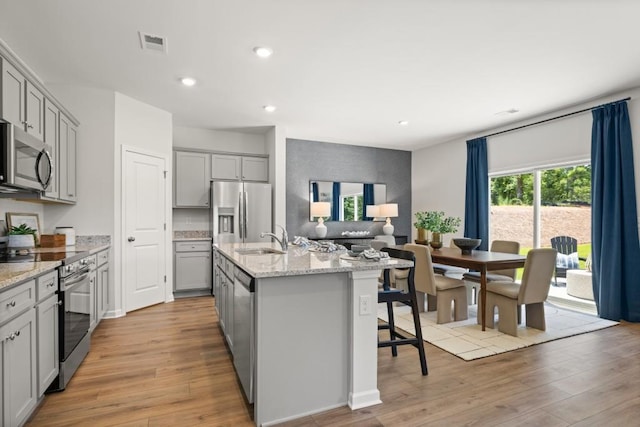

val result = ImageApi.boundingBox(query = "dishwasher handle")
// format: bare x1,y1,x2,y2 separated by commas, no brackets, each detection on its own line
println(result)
234,268,254,292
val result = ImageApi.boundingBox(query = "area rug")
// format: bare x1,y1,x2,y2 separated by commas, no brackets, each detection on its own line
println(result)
377,303,618,361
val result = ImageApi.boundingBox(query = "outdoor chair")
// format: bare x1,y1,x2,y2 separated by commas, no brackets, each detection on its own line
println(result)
484,248,557,336
550,235,586,285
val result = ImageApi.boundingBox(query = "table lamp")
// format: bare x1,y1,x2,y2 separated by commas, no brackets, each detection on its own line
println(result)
310,202,331,238
366,204,380,220
378,203,398,235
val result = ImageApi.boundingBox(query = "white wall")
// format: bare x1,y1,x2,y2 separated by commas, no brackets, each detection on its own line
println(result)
43,85,116,235
114,92,173,315
266,126,287,229
173,126,266,154
412,88,640,243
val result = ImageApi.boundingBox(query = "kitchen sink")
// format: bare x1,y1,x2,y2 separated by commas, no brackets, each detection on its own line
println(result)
235,247,286,255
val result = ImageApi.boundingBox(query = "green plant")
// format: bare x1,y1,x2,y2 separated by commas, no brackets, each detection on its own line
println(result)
413,211,461,234
9,223,37,236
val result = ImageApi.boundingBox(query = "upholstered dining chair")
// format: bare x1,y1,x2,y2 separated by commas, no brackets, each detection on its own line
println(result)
484,248,557,336
378,247,428,375
403,244,468,324
463,240,520,306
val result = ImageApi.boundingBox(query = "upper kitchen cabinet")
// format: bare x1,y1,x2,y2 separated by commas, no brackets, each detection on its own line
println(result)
43,100,59,200
1,59,44,140
58,113,77,203
211,154,268,182
174,150,210,208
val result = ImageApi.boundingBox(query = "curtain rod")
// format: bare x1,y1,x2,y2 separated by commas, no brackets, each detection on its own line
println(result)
481,96,631,139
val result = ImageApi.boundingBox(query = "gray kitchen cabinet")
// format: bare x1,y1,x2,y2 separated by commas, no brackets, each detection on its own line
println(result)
0,59,44,140
59,112,77,203
89,269,97,333
96,249,110,323
174,241,212,292
1,58,26,130
43,99,60,199
211,154,268,182
174,150,210,208
215,251,234,353
35,271,59,397
0,279,37,427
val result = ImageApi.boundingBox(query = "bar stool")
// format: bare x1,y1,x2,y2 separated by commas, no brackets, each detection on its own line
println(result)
378,247,428,376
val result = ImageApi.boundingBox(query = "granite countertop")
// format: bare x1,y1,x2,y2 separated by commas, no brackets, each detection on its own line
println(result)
0,242,111,291
216,242,413,279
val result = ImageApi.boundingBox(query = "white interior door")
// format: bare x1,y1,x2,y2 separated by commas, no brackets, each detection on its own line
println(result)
124,150,166,312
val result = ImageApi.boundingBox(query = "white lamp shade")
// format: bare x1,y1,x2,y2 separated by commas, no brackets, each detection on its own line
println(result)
310,202,331,218
366,205,380,218
378,203,398,218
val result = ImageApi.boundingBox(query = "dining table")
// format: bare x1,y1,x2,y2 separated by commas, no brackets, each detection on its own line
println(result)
428,246,527,331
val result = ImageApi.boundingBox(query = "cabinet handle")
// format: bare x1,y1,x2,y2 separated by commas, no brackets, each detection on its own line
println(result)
7,301,16,308
57,300,63,306
7,333,16,341
14,330,20,337
27,123,34,129
128,236,136,242
47,282,55,287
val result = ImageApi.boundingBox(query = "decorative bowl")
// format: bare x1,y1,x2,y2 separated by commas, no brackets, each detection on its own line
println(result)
452,238,481,254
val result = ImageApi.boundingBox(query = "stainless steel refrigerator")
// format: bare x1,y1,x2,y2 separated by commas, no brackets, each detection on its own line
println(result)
211,181,272,244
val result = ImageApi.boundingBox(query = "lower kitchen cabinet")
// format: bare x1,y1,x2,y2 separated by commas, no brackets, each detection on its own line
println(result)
174,241,212,293
96,248,110,325
1,307,37,427
214,250,234,354
35,271,59,397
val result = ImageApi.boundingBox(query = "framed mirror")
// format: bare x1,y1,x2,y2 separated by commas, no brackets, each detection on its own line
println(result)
309,181,386,221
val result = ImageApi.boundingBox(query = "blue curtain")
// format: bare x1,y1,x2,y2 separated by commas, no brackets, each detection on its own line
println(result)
591,100,640,321
331,182,341,220
464,137,489,251
362,183,375,221
311,182,319,202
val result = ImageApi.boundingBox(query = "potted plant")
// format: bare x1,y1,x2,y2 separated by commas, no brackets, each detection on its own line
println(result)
8,223,37,250
415,211,461,249
413,211,429,242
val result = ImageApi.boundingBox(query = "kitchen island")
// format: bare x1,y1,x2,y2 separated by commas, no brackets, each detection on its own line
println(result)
215,242,413,426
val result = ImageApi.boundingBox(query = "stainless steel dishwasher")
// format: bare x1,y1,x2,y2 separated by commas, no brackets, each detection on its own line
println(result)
233,266,254,403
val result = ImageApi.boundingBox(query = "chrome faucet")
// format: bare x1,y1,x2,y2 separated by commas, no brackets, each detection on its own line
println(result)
260,225,288,252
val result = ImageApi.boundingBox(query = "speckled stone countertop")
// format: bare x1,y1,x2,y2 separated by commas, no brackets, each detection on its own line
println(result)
173,230,211,241
0,241,111,291
216,242,413,279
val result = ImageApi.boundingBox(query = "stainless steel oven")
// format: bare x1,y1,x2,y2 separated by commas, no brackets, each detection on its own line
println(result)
47,252,93,392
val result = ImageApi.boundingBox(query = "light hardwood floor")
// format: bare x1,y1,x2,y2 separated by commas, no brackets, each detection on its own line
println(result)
27,297,640,426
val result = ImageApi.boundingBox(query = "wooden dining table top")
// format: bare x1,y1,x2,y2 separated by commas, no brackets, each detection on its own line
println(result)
428,246,526,270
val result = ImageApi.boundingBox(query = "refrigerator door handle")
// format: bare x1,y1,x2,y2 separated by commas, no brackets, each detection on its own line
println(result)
238,191,244,240
243,191,248,239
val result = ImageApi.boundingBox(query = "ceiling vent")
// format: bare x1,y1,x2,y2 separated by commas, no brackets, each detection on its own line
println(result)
138,31,168,53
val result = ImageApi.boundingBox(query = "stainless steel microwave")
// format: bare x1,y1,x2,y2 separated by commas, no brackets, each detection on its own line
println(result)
0,122,53,193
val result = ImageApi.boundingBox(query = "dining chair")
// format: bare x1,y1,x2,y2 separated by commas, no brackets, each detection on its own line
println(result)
484,248,557,336
403,244,468,324
378,247,428,375
463,240,520,306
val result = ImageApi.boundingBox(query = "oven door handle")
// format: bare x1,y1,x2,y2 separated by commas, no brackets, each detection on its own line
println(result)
62,272,90,288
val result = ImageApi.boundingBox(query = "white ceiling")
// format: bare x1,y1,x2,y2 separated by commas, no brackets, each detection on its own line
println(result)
1,0,640,151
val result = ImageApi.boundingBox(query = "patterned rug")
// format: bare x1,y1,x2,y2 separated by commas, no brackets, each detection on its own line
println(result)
378,302,618,361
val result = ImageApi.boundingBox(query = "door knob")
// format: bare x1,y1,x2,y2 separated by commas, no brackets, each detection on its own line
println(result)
128,236,136,242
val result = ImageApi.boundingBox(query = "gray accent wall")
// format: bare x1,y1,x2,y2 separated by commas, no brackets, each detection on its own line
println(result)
286,139,412,239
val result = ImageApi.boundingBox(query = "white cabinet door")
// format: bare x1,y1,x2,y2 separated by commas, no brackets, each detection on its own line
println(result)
225,277,234,353
25,82,44,140
1,59,25,128
241,156,268,182
174,248,212,291
36,293,59,396
174,151,210,207
44,99,59,199
59,113,77,203
1,309,37,427
211,154,241,180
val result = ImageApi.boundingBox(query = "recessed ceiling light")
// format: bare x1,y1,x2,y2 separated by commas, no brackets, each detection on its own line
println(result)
398,120,409,126
263,105,276,113
180,77,196,87
253,46,273,58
